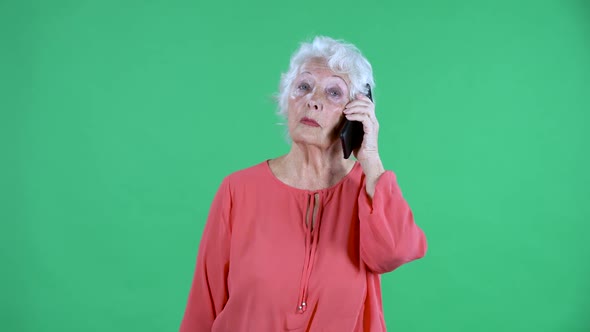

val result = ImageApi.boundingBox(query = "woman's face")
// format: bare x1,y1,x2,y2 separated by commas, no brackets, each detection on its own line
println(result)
287,58,351,148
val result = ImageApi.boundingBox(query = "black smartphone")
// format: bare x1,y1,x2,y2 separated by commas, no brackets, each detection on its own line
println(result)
340,84,372,159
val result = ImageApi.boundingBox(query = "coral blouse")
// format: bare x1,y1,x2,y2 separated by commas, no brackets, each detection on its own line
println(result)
180,161,427,331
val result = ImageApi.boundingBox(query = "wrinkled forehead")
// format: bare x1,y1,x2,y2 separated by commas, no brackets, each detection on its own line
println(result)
298,58,350,84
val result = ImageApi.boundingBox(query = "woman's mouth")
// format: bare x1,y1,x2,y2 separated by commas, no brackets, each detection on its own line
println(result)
300,117,320,127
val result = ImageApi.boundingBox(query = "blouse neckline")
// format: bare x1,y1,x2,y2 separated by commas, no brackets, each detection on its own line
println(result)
263,159,361,194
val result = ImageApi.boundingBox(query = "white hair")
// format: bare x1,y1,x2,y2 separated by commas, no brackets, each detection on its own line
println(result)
276,36,375,120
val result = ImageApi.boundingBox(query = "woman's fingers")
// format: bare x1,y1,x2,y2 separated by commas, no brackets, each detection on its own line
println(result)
344,101,373,112
343,94,375,119
344,112,370,123
343,105,374,117
344,112,378,135
342,93,380,155
344,106,377,125
344,94,382,163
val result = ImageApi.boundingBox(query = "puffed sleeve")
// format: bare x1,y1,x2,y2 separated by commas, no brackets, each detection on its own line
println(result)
358,171,427,274
180,177,232,331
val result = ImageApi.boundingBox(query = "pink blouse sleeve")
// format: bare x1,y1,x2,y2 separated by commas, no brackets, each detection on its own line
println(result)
180,178,232,332
358,171,427,274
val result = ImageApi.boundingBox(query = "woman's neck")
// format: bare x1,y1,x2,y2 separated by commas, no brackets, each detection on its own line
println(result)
269,142,356,191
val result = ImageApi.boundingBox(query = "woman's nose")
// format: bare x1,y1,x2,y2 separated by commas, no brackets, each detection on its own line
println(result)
306,91,322,111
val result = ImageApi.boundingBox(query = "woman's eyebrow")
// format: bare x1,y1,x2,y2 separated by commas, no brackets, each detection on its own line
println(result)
331,75,349,88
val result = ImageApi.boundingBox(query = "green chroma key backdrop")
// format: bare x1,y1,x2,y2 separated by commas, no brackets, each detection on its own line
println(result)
2,0,589,331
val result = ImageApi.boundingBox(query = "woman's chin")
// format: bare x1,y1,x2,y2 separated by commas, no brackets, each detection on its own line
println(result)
291,132,338,150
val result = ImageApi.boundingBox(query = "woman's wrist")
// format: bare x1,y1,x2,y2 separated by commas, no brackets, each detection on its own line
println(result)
360,153,385,198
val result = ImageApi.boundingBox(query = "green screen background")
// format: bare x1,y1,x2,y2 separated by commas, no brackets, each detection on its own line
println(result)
2,0,589,331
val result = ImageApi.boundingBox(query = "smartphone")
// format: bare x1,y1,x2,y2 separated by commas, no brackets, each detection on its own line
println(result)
340,84,373,159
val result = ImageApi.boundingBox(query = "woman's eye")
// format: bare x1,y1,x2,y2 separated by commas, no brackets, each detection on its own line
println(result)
298,83,311,91
328,88,342,97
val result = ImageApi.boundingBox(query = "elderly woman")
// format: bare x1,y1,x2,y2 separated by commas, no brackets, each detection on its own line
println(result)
180,36,427,331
